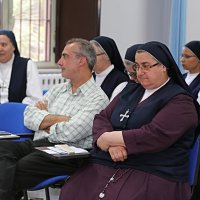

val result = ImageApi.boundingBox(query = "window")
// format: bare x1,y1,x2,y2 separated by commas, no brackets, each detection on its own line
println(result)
0,0,56,68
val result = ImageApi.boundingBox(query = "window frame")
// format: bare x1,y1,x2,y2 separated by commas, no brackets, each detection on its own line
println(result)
0,0,57,69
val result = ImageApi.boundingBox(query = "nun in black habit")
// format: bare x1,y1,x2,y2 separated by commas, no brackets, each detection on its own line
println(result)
0,29,42,104
181,40,200,102
59,41,200,200
90,36,129,100
124,43,141,82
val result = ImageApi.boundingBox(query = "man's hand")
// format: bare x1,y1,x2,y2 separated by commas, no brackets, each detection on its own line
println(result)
108,146,127,162
35,100,48,111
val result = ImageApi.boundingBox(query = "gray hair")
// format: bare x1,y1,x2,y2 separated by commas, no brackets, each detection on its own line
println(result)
66,38,96,71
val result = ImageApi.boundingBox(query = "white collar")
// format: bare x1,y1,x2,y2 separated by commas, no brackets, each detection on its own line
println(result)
0,54,15,83
185,72,200,85
95,65,114,77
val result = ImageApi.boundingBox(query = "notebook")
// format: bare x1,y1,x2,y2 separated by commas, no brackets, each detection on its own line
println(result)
0,131,20,139
35,144,90,159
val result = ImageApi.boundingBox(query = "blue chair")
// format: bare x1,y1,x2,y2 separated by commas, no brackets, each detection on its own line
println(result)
43,89,48,95
0,102,68,199
0,102,33,140
23,175,70,200
189,136,200,192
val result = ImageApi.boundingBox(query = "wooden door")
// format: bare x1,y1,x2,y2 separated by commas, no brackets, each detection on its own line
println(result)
55,0,101,61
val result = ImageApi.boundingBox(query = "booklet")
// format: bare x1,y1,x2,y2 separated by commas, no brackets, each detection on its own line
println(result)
35,144,90,159
0,131,20,139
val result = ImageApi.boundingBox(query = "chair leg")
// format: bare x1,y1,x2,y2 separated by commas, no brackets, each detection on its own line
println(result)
23,190,29,200
45,187,50,200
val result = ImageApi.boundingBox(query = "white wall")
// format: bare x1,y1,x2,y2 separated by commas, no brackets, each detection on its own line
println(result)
186,0,200,43
100,0,200,58
100,0,171,57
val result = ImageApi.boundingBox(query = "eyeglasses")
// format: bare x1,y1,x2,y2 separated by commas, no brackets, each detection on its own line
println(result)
96,52,105,56
181,54,196,59
135,62,160,71
124,70,136,77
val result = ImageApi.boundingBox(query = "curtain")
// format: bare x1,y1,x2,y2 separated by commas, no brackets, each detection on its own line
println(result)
169,0,187,72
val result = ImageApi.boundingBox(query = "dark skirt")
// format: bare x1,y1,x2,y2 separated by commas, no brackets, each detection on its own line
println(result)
59,163,191,200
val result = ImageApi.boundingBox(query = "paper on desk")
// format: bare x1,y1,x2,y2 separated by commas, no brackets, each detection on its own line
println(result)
70,146,88,154
55,144,75,154
43,149,60,154
47,146,67,154
46,145,88,155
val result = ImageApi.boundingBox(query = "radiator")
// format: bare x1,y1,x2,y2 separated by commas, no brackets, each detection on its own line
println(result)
39,74,66,90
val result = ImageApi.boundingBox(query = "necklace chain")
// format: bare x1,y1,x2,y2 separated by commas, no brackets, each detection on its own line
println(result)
98,168,131,199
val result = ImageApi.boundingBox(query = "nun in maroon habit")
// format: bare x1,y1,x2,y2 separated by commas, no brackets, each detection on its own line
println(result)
59,41,200,200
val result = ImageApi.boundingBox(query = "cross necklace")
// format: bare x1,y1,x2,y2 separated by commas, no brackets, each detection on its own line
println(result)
98,168,131,199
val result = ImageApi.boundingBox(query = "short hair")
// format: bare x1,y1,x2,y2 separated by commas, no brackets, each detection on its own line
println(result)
66,38,96,71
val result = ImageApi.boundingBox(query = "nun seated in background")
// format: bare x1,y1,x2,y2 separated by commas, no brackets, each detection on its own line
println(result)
59,41,200,200
181,40,200,104
124,43,141,82
0,30,42,105
90,36,129,101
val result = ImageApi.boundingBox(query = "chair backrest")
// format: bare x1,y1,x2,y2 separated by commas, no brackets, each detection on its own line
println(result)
0,102,33,135
23,175,70,200
189,136,200,187
42,89,48,95
30,175,69,190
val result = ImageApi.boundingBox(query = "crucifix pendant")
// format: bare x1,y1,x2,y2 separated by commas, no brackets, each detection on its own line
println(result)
120,109,130,122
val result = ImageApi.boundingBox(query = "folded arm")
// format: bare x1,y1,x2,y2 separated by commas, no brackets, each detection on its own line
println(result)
39,114,71,131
